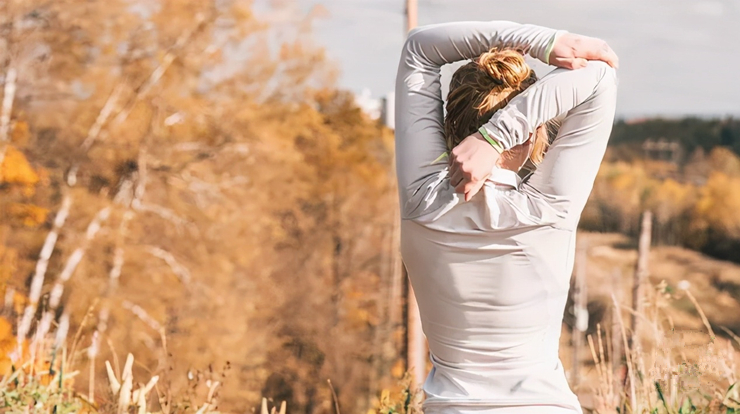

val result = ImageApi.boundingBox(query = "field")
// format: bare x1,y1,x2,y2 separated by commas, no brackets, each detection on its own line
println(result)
564,232,740,413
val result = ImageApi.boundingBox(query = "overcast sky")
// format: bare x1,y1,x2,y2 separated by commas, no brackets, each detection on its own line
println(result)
256,0,740,118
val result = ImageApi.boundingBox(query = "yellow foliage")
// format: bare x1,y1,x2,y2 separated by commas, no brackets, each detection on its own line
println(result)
600,161,650,216
390,359,406,379
694,172,740,237
0,317,17,368
0,317,68,388
0,245,18,283
10,121,30,146
373,372,424,414
7,203,49,227
0,319,47,383
0,145,39,186
708,147,740,177
648,178,695,223
0,317,16,375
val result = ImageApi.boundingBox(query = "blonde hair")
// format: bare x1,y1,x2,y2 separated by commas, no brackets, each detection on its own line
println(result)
444,48,552,164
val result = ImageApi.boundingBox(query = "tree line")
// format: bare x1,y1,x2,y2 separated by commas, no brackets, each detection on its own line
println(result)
0,1,401,412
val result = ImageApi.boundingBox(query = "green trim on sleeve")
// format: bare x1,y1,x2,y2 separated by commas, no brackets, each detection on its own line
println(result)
544,31,566,65
478,127,505,154
431,152,449,165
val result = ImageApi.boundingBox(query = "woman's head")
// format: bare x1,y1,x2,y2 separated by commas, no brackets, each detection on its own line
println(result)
444,48,551,170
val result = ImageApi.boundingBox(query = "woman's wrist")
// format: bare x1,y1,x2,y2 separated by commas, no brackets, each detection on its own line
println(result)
545,30,568,65
477,127,505,154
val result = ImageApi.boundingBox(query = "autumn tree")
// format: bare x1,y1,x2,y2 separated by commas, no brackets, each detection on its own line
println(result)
1,0,399,412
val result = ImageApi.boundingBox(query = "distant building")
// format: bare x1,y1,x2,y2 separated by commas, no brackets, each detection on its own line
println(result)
642,138,683,164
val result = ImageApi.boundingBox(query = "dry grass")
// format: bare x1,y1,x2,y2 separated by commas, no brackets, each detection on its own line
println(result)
571,232,740,414
3,232,739,413
586,281,739,413
0,310,225,413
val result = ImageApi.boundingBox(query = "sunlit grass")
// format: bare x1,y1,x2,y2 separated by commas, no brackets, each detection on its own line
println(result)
0,311,223,413
1,279,738,413
586,281,740,413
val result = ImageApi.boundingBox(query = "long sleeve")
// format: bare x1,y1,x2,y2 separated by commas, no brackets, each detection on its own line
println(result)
479,61,617,152
395,21,563,220
511,61,618,230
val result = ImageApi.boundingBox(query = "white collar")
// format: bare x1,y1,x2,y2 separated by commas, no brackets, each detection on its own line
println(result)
487,167,521,189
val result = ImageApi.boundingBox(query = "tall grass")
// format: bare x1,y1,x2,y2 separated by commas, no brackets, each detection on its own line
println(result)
373,280,740,414
2,278,738,413
0,306,224,413
589,280,739,413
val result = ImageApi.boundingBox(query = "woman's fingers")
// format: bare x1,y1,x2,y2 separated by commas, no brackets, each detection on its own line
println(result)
550,33,619,69
448,133,499,197
450,156,481,194
601,45,619,69
572,57,588,69
455,173,483,195
449,167,464,188
464,180,486,202
583,38,619,68
550,56,587,70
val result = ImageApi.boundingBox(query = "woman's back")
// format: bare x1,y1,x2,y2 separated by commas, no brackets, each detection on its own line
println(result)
401,183,580,412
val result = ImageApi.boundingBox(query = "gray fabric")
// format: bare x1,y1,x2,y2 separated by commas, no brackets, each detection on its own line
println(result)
394,20,618,413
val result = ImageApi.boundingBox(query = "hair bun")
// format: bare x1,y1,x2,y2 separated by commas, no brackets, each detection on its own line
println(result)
477,49,531,90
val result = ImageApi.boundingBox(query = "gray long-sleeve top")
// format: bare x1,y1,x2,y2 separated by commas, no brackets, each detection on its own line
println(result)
394,20,618,413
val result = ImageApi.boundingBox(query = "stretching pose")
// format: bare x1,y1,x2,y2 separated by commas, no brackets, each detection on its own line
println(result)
394,21,618,413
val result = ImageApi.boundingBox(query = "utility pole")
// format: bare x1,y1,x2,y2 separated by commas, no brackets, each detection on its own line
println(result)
406,0,417,32
403,0,427,391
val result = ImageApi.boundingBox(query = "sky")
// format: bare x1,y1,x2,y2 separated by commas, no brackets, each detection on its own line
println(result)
254,0,740,118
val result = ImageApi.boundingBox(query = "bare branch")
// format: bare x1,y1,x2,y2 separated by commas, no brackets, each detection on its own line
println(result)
113,178,135,207
145,246,191,285
134,202,189,229
50,207,111,308
122,300,162,331
0,66,17,181
18,195,72,340
113,15,211,125
80,83,125,151
34,206,111,340
53,312,69,350
0,66,16,141
2,287,14,313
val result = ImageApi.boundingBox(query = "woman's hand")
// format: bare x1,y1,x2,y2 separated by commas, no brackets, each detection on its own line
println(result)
448,133,533,201
548,33,619,69
449,33,618,201
448,132,501,201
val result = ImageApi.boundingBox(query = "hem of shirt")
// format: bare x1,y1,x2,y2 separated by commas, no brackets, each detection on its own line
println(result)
422,397,581,410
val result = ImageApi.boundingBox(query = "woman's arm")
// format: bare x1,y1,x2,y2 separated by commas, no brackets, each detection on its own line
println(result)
454,60,618,229
448,33,618,200
395,21,564,220
515,61,618,230
479,61,617,151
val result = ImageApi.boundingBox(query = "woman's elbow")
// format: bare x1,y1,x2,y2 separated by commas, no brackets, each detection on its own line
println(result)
402,27,426,60
590,60,618,93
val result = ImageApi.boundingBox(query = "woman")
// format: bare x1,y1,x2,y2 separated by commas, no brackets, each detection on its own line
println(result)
394,21,618,413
